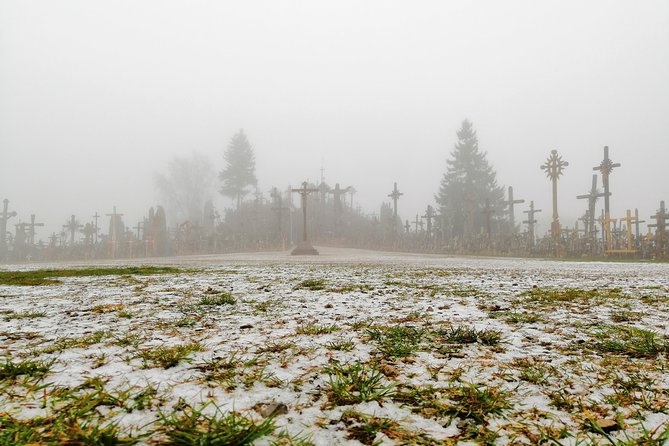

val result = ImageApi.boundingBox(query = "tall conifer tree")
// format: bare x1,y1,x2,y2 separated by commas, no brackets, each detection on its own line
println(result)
219,129,257,209
436,120,503,238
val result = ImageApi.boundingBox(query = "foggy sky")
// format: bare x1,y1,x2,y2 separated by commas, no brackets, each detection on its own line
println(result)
1,1,668,241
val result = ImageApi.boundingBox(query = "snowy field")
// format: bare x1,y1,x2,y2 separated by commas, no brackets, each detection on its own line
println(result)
1,247,669,445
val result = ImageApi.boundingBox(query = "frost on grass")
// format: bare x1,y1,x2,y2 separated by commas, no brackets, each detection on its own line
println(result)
0,254,669,445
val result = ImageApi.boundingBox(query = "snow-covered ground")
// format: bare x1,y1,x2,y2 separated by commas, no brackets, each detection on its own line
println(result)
1,247,669,445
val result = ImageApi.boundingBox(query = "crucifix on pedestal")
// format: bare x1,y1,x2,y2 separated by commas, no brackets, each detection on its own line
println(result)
291,182,319,255
541,150,568,256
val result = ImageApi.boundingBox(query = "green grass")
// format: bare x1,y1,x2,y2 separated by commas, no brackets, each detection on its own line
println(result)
339,410,433,445
296,323,340,335
325,337,356,352
518,287,627,305
137,342,204,368
198,291,236,306
489,311,544,324
367,325,425,358
0,266,184,286
157,403,275,445
591,326,669,358
294,279,327,291
0,357,53,381
3,310,46,320
328,284,374,293
433,325,503,346
325,361,395,405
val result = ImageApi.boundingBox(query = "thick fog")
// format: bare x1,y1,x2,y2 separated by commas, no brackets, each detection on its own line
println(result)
1,1,668,240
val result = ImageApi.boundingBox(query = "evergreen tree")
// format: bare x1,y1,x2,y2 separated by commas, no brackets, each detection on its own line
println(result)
435,120,504,238
154,152,215,225
219,130,257,209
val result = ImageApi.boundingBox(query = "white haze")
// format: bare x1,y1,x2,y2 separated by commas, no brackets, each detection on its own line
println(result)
1,1,668,240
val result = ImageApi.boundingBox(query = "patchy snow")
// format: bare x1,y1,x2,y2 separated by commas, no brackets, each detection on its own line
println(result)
1,247,669,444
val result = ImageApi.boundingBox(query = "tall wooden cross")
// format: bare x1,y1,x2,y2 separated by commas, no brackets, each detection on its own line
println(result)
593,146,620,221
593,146,620,250
63,215,83,246
481,199,495,238
290,182,319,255
422,205,435,239
616,209,638,253
1,199,17,254
388,182,403,236
106,206,124,258
413,214,423,233
522,201,542,248
649,201,668,258
541,150,568,256
576,174,608,240
26,214,44,246
598,211,618,253
503,186,524,230
92,212,100,244
133,221,143,240
634,208,645,246
271,188,290,248
330,183,350,227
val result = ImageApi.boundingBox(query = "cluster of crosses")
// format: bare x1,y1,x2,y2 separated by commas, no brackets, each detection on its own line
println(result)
542,146,667,257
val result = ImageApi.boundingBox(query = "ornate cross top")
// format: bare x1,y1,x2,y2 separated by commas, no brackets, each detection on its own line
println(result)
541,150,568,256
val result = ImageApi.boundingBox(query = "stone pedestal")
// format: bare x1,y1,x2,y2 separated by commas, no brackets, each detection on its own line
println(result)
291,242,319,256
